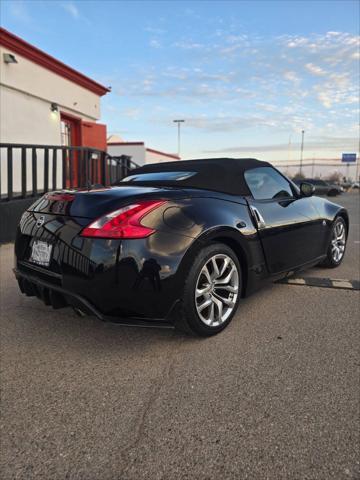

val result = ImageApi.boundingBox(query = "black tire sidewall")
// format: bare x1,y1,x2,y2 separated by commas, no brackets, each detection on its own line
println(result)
181,243,242,336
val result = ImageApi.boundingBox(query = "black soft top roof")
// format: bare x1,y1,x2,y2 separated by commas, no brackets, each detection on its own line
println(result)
124,157,271,196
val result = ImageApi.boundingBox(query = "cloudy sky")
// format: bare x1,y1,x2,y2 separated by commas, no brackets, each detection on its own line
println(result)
1,0,359,161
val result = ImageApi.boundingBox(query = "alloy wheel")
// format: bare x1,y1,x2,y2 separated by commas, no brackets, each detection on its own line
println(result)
331,221,346,263
195,254,239,327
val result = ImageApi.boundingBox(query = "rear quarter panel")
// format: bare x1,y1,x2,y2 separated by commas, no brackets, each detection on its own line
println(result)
311,196,349,252
150,196,268,296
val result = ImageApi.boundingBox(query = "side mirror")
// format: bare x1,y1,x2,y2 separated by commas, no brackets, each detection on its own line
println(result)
300,182,315,197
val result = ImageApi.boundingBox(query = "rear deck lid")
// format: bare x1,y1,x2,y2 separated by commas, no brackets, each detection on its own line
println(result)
28,186,185,219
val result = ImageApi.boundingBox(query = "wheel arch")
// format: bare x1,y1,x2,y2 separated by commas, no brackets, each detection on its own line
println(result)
194,227,250,297
336,209,349,234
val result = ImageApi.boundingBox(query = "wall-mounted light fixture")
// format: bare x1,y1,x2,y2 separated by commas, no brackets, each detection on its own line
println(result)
3,53,18,64
51,103,59,112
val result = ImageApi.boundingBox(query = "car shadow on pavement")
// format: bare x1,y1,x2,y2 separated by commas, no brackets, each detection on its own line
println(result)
2,279,277,357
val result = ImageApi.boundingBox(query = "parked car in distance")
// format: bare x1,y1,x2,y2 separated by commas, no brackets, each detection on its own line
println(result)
341,181,353,190
14,158,349,336
294,178,342,196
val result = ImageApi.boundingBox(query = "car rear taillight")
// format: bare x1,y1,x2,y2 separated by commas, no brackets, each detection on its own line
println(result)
80,200,166,239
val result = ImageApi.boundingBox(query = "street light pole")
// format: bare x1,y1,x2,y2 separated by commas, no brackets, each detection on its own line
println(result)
173,119,185,157
356,124,360,182
300,129,305,176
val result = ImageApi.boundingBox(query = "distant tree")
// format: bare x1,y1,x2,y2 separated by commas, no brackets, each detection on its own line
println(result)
292,171,305,181
326,172,342,184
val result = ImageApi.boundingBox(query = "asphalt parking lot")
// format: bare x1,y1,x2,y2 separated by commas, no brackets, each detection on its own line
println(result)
1,192,359,480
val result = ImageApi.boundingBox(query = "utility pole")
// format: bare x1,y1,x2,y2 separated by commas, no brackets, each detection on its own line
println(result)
173,119,185,157
300,130,305,176
356,124,360,182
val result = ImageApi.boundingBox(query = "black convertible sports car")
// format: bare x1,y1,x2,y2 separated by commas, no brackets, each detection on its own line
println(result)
14,158,349,336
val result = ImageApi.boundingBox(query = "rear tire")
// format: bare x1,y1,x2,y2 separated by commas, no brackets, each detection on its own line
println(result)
179,243,242,336
319,217,347,268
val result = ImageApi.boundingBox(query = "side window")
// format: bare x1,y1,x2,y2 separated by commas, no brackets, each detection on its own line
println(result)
244,167,293,200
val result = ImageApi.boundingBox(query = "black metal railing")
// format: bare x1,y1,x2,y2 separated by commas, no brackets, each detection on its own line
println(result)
0,143,138,202
108,155,139,186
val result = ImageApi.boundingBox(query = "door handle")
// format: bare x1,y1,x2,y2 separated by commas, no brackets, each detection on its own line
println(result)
250,206,266,229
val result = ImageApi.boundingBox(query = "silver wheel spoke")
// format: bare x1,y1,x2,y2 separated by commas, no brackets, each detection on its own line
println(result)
216,285,238,293
201,265,212,284
198,297,213,312
196,285,211,297
211,257,220,278
214,265,236,285
195,253,239,327
221,296,235,308
208,302,215,324
219,257,230,276
212,295,223,322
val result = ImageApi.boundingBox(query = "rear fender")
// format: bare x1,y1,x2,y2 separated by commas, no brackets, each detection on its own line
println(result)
157,197,269,296
176,225,268,297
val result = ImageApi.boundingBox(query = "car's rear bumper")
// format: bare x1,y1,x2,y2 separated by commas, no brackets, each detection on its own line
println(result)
14,267,176,329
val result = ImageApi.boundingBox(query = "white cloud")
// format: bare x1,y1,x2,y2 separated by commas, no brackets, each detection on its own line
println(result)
163,68,189,80
145,26,166,35
61,2,79,19
330,73,350,89
203,136,358,154
184,111,305,132
281,32,360,64
315,80,358,109
123,108,141,119
149,39,161,48
173,41,205,50
305,63,327,76
8,1,32,23
317,91,333,108
283,71,301,84
114,27,358,139
286,37,308,48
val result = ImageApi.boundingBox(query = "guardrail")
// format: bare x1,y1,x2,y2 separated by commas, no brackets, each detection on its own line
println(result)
0,143,138,201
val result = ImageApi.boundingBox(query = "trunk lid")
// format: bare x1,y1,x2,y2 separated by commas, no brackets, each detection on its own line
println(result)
27,185,187,219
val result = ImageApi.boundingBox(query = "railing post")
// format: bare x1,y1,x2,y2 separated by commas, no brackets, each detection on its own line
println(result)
62,148,67,189
68,149,73,189
122,158,126,180
32,147,37,197
101,151,107,186
85,149,89,188
89,152,93,185
78,149,83,188
52,148,57,190
7,147,13,200
44,148,49,193
21,147,27,198
107,154,111,185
